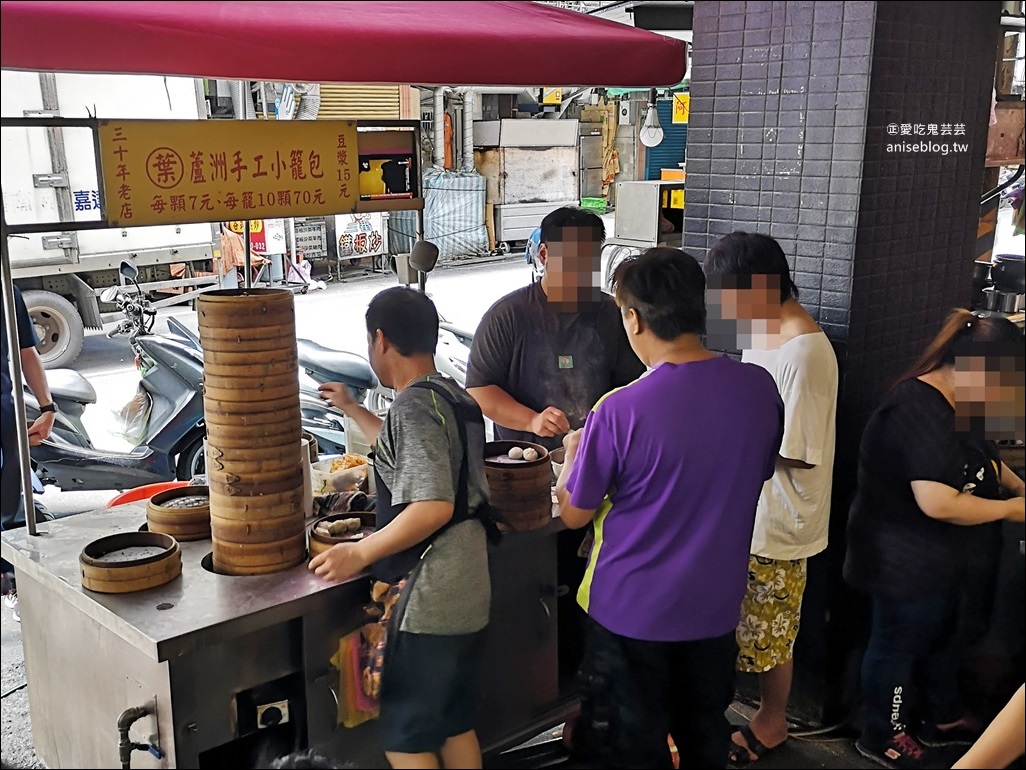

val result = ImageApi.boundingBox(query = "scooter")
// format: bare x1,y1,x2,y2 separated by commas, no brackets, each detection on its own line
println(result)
25,262,379,490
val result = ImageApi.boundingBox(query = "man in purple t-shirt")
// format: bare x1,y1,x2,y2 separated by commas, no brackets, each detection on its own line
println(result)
555,248,784,769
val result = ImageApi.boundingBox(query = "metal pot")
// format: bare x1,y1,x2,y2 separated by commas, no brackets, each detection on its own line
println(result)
981,287,1001,311
997,291,1021,314
991,254,1026,295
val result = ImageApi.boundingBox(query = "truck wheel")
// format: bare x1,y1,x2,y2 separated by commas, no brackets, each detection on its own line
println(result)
22,290,85,369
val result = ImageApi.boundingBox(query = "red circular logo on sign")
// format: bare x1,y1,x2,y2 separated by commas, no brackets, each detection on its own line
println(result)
146,147,185,189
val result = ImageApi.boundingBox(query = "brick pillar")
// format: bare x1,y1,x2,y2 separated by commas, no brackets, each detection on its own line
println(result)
684,0,998,724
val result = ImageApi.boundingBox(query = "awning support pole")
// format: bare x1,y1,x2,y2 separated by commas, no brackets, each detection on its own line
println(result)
0,195,39,537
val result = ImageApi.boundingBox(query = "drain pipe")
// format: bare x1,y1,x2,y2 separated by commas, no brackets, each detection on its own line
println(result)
461,89,477,173
433,87,450,168
118,705,163,769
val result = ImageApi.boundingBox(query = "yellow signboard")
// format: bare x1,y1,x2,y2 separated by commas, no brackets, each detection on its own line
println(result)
672,93,690,124
542,87,563,105
96,119,360,227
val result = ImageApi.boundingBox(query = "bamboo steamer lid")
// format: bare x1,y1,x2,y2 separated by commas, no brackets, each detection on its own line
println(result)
203,397,301,417
199,321,296,340
203,348,296,366
207,490,305,520
205,453,303,477
198,288,295,318
204,420,303,443
206,464,303,488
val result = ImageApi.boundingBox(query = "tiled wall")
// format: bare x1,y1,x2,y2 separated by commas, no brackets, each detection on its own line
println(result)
684,0,999,723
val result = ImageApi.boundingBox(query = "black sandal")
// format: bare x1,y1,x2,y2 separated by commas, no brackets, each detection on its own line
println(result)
727,724,777,768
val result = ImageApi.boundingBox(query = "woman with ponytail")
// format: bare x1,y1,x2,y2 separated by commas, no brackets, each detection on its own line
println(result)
844,309,1025,769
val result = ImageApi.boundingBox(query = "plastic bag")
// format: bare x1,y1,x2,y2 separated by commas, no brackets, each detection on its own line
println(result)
112,384,152,446
311,457,371,495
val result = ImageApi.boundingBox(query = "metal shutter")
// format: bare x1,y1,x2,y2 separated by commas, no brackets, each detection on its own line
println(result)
644,99,688,180
317,85,402,120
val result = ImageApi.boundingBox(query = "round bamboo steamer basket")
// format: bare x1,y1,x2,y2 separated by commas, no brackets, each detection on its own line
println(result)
211,513,305,544
203,425,302,449
198,321,296,340
80,532,182,594
203,397,301,417
197,287,295,312
146,486,211,541
206,442,304,465
203,381,299,403
205,452,303,477
209,472,304,498
213,555,306,576
203,359,298,379
202,371,298,392
200,335,297,354
198,299,295,323
308,512,377,559
203,349,297,367
206,465,303,488
204,420,302,443
302,432,319,463
212,533,307,574
204,406,302,429
484,441,553,533
207,489,305,520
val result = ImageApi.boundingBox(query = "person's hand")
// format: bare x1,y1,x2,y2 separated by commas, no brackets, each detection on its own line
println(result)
1004,497,1025,523
319,382,358,413
530,406,570,438
562,428,583,457
27,411,56,446
309,541,369,583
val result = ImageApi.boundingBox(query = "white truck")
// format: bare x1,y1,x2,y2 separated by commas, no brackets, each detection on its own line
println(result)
1,71,220,367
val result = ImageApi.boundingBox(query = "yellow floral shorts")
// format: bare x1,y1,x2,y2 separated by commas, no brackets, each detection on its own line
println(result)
736,555,807,674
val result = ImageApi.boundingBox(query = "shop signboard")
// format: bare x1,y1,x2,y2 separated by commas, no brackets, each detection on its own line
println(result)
672,93,690,124
227,218,287,254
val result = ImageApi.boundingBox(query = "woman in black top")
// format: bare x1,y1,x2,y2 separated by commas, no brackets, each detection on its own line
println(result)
845,309,1025,770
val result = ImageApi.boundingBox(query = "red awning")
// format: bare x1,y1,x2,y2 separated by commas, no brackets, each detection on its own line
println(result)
0,0,686,87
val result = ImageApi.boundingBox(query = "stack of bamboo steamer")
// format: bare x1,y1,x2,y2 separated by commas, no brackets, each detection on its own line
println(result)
198,289,306,575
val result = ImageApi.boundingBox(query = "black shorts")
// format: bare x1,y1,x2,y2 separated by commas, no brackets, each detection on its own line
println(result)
378,629,484,754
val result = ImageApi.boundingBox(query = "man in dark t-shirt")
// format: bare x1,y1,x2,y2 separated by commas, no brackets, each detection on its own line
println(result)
466,206,646,712
466,207,644,452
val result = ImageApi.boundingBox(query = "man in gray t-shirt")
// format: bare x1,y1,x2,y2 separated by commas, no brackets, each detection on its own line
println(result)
312,287,491,768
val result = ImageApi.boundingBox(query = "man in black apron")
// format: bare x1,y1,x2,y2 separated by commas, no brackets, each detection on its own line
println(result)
466,206,646,717
313,287,497,770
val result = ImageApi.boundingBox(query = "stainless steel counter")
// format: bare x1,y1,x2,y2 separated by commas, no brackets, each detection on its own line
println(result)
0,503,360,662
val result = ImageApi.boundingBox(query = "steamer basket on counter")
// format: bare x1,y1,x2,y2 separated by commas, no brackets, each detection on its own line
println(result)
146,485,211,541
484,440,553,532
198,289,307,576
80,531,182,594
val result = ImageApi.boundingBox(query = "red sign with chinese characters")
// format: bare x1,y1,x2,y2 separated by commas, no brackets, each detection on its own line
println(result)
96,119,360,227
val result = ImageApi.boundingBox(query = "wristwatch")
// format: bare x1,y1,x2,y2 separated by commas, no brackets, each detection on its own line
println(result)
39,403,57,414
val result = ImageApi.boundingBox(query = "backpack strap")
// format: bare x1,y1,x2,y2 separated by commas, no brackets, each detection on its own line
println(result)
408,379,504,544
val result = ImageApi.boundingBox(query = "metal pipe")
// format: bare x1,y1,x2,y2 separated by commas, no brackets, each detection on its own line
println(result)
243,220,252,288
433,87,448,168
0,201,39,537
117,705,150,770
461,90,477,173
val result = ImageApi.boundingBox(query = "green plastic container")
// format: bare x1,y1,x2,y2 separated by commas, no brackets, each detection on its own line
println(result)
580,197,607,214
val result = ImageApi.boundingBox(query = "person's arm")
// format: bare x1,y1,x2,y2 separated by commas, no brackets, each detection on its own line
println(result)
1000,462,1025,498
556,406,618,529
310,501,454,582
773,348,837,470
952,685,1025,770
22,346,55,443
466,301,569,437
467,385,569,437
319,383,383,444
911,480,1025,525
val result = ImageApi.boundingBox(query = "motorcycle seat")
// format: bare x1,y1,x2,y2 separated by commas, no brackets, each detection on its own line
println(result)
297,340,379,391
47,369,97,405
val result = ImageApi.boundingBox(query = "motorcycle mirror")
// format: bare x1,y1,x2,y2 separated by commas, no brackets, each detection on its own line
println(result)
409,241,440,274
99,287,120,303
120,260,140,281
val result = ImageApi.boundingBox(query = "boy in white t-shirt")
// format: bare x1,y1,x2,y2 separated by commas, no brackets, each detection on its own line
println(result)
704,232,839,767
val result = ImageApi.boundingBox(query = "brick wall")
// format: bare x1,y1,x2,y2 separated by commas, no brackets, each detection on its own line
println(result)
683,0,999,723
